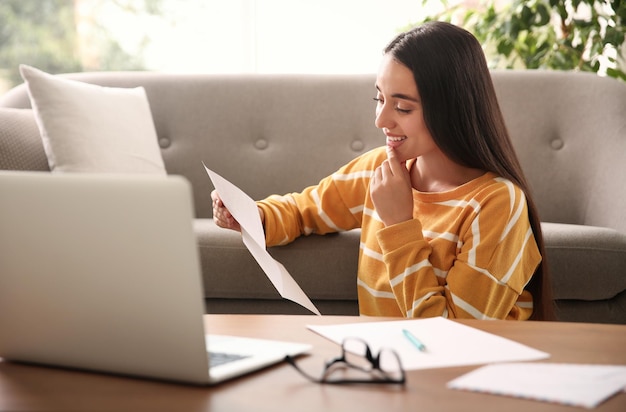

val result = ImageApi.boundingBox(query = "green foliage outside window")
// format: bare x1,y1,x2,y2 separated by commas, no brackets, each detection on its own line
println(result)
411,0,626,82
0,0,163,89
0,0,81,86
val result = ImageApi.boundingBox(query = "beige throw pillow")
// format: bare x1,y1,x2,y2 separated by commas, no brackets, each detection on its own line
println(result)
19,64,166,174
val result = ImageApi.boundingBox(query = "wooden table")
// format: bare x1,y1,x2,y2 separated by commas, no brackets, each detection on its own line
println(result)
1,315,624,411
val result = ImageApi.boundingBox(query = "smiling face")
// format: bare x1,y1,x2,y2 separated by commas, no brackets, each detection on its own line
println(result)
374,54,439,163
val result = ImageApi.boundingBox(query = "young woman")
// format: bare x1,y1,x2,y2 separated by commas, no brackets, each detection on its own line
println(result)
212,21,555,321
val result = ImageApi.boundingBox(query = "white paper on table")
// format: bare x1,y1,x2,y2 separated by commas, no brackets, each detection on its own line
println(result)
204,164,321,315
447,363,626,409
307,317,549,370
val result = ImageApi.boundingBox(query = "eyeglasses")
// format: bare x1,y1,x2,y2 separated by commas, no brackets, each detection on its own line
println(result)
285,337,406,385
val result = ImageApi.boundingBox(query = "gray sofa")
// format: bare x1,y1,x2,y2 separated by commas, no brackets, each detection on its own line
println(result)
1,70,625,323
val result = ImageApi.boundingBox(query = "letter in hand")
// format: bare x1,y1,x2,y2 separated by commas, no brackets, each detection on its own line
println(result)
369,147,414,227
211,190,241,232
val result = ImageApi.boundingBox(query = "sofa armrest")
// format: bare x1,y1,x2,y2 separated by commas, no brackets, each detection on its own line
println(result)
542,222,626,301
0,108,49,172
542,222,626,323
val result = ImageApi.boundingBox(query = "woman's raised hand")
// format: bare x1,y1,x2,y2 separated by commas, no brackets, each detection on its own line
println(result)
211,190,241,232
370,147,414,227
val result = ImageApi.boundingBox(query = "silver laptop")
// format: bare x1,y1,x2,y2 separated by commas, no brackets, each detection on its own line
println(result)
0,171,311,385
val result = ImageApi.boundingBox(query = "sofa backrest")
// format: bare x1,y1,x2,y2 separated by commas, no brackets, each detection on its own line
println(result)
492,71,626,234
1,70,625,233
0,73,382,220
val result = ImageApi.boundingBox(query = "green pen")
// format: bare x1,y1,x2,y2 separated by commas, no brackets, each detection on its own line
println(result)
402,328,427,352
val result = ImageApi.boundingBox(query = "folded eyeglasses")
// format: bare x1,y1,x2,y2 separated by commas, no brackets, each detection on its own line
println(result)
285,337,406,385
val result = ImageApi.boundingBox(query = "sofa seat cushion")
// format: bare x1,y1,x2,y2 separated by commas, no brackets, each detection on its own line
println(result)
194,219,359,302
19,65,166,174
555,292,626,324
542,222,626,301
197,219,626,312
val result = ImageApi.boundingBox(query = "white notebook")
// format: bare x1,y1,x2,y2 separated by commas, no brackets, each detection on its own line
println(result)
448,362,626,409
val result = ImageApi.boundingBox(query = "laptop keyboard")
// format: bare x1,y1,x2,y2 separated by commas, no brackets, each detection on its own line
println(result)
209,351,250,367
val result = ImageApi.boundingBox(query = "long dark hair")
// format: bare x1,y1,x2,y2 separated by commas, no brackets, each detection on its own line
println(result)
384,21,555,320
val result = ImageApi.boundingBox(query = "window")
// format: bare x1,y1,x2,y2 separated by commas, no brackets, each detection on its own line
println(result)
0,0,444,94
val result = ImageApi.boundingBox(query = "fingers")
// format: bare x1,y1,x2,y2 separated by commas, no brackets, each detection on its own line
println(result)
370,162,414,226
385,146,407,176
374,148,401,182
210,190,223,208
211,190,227,219
378,159,393,181
211,190,240,231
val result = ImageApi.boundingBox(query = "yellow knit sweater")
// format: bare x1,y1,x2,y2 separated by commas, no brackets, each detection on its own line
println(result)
257,147,541,320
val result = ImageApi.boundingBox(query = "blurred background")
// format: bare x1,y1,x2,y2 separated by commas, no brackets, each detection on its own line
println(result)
1,0,624,95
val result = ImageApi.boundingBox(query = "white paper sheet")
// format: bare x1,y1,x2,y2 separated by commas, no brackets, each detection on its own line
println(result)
307,317,550,370
447,363,626,409
204,165,321,315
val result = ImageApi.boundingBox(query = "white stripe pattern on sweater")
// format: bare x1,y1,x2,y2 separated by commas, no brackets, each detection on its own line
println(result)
435,198,482,212
350,204,364,215
450,291,498,320
435,198,482,266
357,278,395,299
332,170,374,181
360,242,383,262
310,187,342,232
422,229,459,243
499,180,525,242
501,227,534,283
406,291,438,317
389,259,431,287
466,263,506,286
496,177,515,219
363,206,382,223
469,211,481,266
